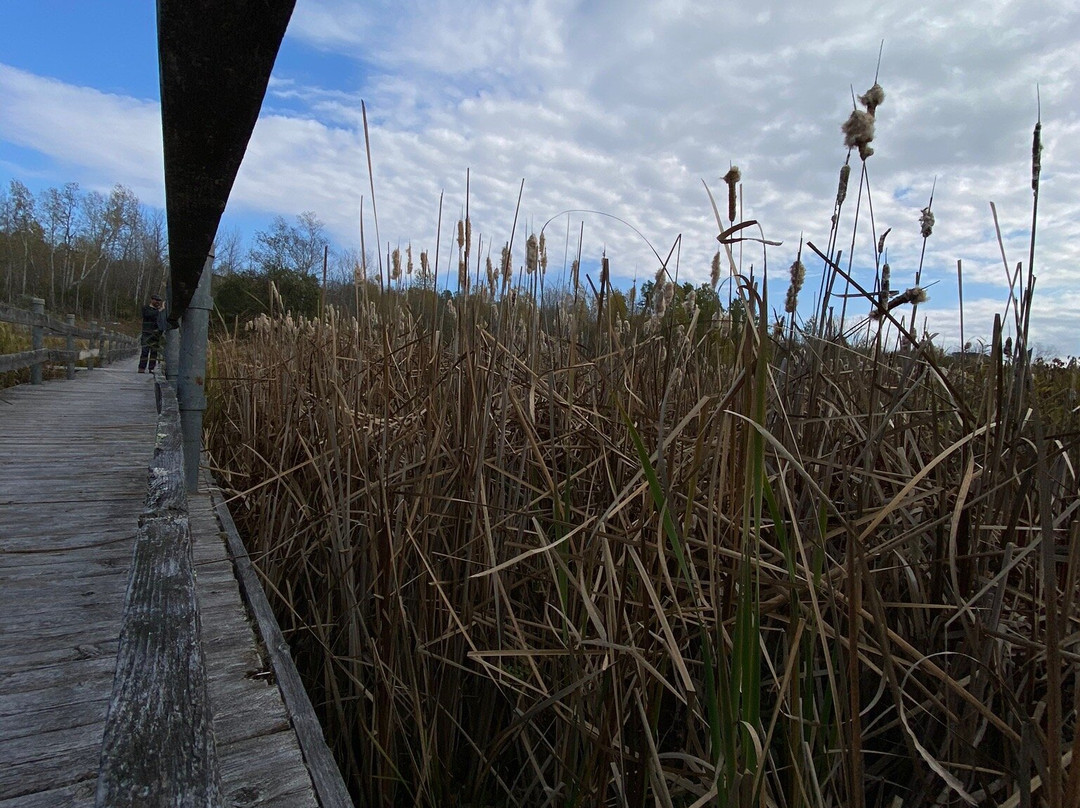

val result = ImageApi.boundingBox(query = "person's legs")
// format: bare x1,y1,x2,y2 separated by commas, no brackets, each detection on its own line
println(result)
138,334,152,372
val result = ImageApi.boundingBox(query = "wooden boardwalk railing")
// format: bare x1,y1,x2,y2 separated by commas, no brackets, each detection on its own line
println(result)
0,361,351,807
0,300,138,381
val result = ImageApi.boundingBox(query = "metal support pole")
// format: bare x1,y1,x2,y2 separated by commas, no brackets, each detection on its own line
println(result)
30,298,45,385
165,281,180,381
178,257,213,493
66,314,76,380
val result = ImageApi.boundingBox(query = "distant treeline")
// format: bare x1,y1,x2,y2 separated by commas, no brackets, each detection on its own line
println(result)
0,179,166,325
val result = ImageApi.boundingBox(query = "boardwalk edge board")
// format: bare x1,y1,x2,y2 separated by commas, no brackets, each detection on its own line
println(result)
209,481,354,808
94,378,224,807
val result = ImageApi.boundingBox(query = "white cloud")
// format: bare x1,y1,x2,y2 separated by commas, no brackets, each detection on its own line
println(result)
0,64,164,204
3,0,1079,353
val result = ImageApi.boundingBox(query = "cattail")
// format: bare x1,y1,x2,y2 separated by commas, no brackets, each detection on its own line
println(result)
486,255,495,287
836,164,851,207
502,243,512,283
879,263,891,309
539,232,548,272
420,250,429,276
458,258,467,291
406,244,414,275
464,217,472,249
842,110,875,160
456,219,465,250
877,228,891,256
1004,336,1013,357
784,259,805,314
710,250,722,287
391,248,401,280
684,289,697,317
872,285,927,319
571,258,579,289
1032,121,1042,193
723,166,741,222
917,206,934,239
526,234,539,274
858,83,885,116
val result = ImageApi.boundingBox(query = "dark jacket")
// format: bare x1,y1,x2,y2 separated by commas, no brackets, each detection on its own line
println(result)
141,304,167,336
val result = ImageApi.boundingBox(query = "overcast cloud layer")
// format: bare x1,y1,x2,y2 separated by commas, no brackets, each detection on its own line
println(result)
2,0,1078,353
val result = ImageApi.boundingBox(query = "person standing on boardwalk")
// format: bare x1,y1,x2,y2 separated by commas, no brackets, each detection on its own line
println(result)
138,294,168,373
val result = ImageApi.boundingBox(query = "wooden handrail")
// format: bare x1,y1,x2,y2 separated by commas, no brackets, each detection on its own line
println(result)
95,379,223,806
0,299,138,381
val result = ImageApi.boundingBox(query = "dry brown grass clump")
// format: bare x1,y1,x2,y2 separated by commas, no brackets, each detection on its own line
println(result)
206,83,1078,807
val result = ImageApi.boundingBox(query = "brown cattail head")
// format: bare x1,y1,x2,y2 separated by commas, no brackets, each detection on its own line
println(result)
879,263,891,309
836,163,851,207
842,110,876,160
501,243,512,283
406,244,414,275
457,257,467,291
526,234,539,274
784,259,805,314
710,250,722,287
877,228,891,256
873,285,927,318
919,206,935,239
538,232,548,272
391,247,402,280
464,217,472,249
420,250,429,275
456,219,465,250
1032,121,1042,193
859,83,885,116
723,166,741,222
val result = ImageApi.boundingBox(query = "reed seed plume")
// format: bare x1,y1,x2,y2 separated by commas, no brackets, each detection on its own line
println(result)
784,258,805,314
710,249,722,287
526,233,539,274
858,82,885,115
842,109,876,160
920,206,935,238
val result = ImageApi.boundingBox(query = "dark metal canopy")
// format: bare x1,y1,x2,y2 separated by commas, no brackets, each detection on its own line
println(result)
157,0,296,323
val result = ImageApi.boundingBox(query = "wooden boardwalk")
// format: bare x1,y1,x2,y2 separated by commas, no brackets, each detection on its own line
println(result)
0,360,343,807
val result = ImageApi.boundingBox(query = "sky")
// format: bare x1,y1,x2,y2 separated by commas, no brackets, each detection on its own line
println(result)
2,0,1079,354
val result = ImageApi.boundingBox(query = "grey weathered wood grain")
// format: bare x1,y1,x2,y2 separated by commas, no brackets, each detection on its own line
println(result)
2,361,332,808
94,379,223,808
189,496,332,807
0,361,154,806
208,485,354,808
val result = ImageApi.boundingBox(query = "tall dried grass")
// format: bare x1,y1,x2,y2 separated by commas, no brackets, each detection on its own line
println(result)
206,90,1078,807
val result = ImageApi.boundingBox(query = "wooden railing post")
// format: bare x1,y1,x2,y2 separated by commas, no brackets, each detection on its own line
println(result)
30,298,45,385
66,314,77,379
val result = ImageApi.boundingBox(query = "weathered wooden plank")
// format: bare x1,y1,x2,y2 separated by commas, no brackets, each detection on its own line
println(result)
208,487,354,808
0,720,102,799
216,731,320,807
0,696,109,743
0,777,96,808
94,377,222,807
0,655,116,700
